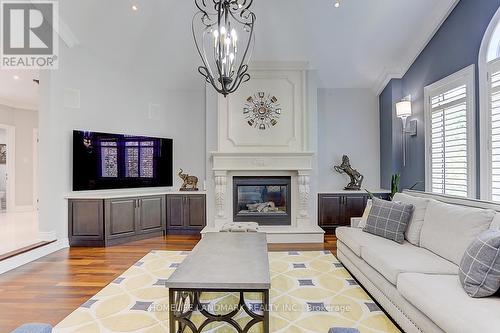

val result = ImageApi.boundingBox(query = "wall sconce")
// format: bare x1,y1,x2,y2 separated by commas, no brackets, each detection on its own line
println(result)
396,95,417,166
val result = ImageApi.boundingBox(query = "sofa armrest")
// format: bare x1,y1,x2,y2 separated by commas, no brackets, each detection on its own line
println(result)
350,217,362,228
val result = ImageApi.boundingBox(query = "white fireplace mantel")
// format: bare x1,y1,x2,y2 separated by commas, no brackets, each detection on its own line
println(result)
211,151,315,172
205,151,323,243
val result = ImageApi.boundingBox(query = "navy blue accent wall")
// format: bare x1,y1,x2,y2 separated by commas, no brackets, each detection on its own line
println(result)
379,0,500,195
379,79,403,189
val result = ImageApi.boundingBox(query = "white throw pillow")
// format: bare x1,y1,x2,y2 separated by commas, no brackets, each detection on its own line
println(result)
357,199,372,229
420,200,496,265
392,193,430,246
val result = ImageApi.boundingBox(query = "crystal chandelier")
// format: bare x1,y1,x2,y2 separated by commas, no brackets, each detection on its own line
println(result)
192,0,256,97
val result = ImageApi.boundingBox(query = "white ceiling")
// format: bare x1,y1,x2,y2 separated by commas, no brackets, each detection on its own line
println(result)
0,0,458,108
0,69,39,110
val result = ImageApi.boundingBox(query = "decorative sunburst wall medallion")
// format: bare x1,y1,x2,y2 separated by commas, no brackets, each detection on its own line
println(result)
243,92,282,130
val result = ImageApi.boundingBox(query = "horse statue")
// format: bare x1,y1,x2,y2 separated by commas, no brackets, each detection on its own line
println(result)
178,169,199,191
333,155,364,191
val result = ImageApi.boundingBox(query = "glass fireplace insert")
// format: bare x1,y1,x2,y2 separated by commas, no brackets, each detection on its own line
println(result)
233,176,292,226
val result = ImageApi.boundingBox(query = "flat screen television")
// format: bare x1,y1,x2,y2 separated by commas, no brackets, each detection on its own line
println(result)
73,130,173,191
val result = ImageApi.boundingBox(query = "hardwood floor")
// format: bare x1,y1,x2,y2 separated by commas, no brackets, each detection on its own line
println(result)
0,234,336,332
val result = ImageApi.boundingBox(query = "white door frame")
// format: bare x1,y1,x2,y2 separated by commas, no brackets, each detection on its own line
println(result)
0,124,15,211
33,128,38,211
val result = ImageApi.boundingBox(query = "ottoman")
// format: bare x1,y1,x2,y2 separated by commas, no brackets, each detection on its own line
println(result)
328,328,360,333
220,222,259,232
11,324,52,333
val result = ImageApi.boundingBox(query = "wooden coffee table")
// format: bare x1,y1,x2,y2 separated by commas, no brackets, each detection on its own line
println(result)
166,232,271,333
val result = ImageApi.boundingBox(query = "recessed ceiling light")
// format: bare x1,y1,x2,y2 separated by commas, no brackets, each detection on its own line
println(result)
334,0,340,7
13,75,19,80
131,4,138,11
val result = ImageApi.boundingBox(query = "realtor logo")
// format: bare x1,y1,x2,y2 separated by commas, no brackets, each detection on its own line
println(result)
1,0,58,69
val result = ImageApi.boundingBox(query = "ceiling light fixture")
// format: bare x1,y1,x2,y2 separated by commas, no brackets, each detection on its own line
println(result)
192,0,256,97
13,75,19,80
131,4,138,11
334,0,340,8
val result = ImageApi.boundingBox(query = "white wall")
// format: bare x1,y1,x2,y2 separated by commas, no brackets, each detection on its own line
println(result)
38,46,206,240
0,104,38,207
38,43,381,241
317,88,380,191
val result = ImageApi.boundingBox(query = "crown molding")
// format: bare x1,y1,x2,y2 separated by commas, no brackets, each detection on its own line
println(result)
373,67,405,96
374,0,460,96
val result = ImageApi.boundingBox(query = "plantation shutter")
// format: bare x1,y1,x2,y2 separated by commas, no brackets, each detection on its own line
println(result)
430,84,469,197
489,61,500,201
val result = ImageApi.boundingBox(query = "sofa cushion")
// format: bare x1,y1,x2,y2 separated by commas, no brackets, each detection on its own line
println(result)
459,229,500,298
357,199,372,229
392,193,430,246
398,273,500,333
491,213,500,230
363,198,414,243
420,200,495,265
335,227,388,257
361,238,458,285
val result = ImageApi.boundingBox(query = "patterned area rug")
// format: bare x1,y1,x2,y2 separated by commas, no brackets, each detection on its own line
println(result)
54,251,400,333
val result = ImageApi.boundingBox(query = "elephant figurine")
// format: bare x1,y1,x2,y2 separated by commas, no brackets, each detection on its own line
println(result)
178,169,199,191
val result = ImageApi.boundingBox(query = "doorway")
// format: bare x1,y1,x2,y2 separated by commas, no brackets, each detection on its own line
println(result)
0,124,15,212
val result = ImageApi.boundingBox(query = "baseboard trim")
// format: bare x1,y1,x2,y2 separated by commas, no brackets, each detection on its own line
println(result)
39,230,57,241
0,238,69,275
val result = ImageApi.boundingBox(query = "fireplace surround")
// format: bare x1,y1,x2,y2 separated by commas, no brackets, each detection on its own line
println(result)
233,176,292,226
203,62,324,243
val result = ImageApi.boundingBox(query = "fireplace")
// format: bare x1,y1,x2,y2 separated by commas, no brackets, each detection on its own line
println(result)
233,176,292,226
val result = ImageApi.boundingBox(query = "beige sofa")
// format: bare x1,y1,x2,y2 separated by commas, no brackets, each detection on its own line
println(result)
336,190,500,333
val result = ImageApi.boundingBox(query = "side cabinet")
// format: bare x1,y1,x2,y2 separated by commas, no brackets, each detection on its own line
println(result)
317,194,343,229
69,195,166,247
68,199,105,246
106,197,138,240
167,194,206,234
105,195,166,245
139,196,166,233
318,192,390,232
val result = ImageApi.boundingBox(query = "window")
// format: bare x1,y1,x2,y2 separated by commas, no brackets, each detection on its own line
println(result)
486,19,500,63
480,8,500,201
424,65,476,198
483,59,500,201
